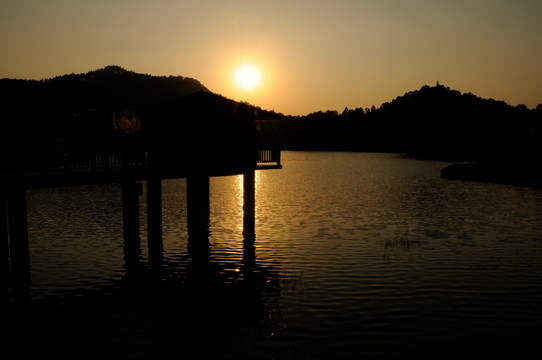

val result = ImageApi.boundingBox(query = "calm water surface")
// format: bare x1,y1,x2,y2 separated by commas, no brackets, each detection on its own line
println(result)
10,152,542,358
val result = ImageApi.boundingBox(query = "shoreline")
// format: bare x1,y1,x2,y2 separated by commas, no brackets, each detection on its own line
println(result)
441,161,542,188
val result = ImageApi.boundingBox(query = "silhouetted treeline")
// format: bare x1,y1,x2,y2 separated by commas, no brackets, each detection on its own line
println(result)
258,83,542,161
0,66,207,172
2,66,541,174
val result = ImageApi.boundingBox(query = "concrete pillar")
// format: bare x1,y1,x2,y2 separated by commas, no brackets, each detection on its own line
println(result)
147,178,163,270
243,170,256,242
6,188,30,285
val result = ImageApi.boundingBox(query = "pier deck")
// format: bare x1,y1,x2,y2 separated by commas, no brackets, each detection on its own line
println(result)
1,90,282,298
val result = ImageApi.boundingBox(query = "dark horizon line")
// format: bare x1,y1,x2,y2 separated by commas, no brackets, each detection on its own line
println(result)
2,65,541,116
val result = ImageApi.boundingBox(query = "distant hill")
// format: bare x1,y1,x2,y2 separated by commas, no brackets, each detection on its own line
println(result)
0,65,208,112
261,83,542,161
1,66,541,172
0,66,208,171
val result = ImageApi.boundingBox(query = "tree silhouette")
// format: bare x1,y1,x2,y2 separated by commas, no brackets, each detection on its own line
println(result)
265,84,540,160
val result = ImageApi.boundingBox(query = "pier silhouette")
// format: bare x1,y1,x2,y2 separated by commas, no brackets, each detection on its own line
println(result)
1,90,282,300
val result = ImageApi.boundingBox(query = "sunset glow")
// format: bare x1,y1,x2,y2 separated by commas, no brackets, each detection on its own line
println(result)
1,1,541,357
234,64,263,91
1,1,541,115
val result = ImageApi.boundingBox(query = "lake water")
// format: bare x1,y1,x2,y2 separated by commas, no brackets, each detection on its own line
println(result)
7,151,542,358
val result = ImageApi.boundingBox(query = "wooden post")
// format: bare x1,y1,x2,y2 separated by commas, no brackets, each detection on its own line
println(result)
6,188,30,286
243,170,256,242
147,177,163,270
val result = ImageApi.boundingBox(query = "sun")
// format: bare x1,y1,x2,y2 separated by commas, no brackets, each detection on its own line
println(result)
233,64,263,91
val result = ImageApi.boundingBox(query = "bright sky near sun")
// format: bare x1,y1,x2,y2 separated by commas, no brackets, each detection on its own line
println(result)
1,0,541,115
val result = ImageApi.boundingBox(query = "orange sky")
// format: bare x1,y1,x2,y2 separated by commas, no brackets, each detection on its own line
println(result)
1,0,541,115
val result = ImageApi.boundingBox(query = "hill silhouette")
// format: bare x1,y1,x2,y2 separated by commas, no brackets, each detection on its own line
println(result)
1,67,541,175
1,65,207,108
0,66,208,172
260,83,541,161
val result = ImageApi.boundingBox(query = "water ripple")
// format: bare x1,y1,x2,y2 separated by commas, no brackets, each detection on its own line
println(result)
15,152,542,358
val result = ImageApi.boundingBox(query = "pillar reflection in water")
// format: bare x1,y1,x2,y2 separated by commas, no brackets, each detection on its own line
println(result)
242,170,256,279
186,175,210,261
147,177,163,275
122,180,142,276
185,171,257,276
121,171,258,281
3,188,31,303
